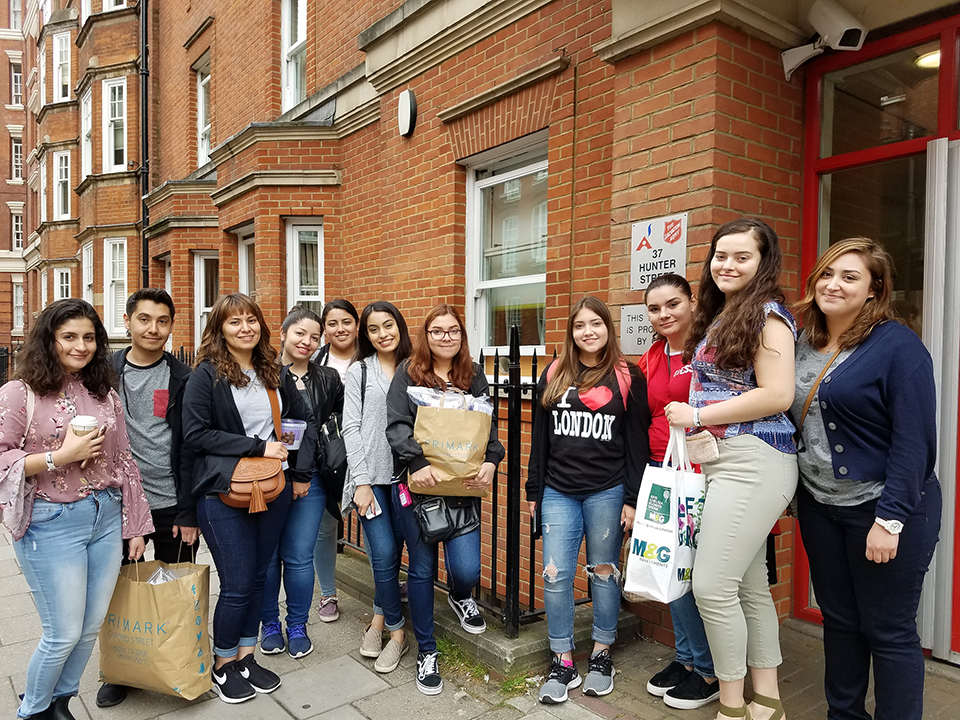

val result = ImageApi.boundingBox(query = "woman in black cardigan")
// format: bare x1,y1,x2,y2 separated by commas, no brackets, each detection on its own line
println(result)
183,293,316,705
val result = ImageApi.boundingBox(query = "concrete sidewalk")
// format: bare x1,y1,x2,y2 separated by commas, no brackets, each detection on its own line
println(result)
3,526,960,719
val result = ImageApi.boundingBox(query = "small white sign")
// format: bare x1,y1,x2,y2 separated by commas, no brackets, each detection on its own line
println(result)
620,304,654,356
631,213,688,290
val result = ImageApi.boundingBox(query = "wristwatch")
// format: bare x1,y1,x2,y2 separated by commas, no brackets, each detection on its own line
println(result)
875,517,904,534
44,451,57,471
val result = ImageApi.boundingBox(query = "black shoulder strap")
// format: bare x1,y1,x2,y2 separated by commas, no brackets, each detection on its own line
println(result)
360,360,367,409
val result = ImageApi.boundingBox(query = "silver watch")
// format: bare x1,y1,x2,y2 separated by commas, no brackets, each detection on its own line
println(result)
45,451,56,471
875,517,903,534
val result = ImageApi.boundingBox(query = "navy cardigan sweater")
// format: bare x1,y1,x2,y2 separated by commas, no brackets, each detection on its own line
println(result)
811,321,937,523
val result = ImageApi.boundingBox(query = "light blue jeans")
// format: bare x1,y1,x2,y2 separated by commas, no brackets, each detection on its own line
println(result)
15,489,123,718
312,478,339,598
540,484,624,655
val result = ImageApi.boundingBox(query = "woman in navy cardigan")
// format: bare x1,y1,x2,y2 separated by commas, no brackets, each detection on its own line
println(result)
793,238,940,720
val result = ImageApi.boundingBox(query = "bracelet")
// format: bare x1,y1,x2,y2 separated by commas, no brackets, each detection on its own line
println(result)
693,407,701,428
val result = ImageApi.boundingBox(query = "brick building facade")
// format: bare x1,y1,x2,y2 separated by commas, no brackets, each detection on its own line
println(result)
4,0,960,662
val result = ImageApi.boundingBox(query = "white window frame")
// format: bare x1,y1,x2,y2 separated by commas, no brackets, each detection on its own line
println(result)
12,210,22,249
80,0,90,26
108,0,125,9
53,150,69,220
465,150,549,356
37,41,44,108
11,62,21,105
285,221,323,311
39,155,46,223
196,61,210,166
194,251,219,347
53,32,69,103
103,238,126,335
102,77,126,173
237,232,255,299
54,267,71,300
11,136,21,180
81,241,93,303
162,254,173,350
40,269,47,309
12,280,23,331
281,0,307,111
80,88,92,178
10,0,21,31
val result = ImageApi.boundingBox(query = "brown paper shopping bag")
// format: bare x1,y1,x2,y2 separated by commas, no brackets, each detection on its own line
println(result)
98,560,211,700
412,402,492,497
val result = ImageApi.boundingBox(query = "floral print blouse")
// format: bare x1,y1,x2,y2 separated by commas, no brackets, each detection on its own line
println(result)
0,377,154,539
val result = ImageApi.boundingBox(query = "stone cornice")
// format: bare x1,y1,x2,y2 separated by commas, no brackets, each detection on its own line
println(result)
37,10,79,46
144,216,219,241
362,0,554,95
143,179,218,209
332,97,380,138
77,6,138,48
0,252,26,273
75,169,139,196
594,0,805,63
36,99,78,125
75,222,140,244
76,60,139,96
438,54,569,123
211,169,342,208
208,123,339,166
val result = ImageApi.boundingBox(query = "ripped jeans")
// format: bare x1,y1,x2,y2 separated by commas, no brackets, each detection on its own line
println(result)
540,484,624,655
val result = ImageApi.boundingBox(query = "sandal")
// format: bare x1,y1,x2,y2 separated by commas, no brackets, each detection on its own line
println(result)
750,693,784,720
719,702,751,719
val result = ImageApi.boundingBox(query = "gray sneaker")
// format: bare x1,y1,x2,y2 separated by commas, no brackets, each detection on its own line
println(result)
581,649,615,697
359,623,383,658
374,637,409,673
539,655,582,704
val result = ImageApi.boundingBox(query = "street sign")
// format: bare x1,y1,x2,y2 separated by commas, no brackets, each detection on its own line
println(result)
631,213,688,291
620,304,653,356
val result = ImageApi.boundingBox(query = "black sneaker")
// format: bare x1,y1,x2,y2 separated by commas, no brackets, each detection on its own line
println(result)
237,654,281,694
664,672,721,709
95,682,129,707
447,594,486,634
538,654,582,704
646,660,692,697
582,649,615,697
211,661,256,704
416,651,443,695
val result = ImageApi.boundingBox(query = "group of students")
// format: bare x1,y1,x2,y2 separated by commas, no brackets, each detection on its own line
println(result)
527,219,940,720
0,216,940,720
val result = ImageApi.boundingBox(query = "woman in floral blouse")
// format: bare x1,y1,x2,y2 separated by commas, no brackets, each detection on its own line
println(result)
0,299,153,720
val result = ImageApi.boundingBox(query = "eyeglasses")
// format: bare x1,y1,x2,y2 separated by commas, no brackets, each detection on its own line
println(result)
427,328,462,340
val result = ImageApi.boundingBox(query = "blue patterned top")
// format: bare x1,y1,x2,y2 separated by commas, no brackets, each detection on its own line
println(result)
690,301,798,454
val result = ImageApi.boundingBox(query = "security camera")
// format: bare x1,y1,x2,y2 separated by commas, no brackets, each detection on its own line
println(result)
781,0,867,81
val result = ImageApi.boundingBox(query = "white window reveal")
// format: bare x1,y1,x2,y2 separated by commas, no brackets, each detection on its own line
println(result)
81,89,92,178
11,63,21,105
196,60,211,166
194,252,219,346
238,232,256,299
12,211,22,249
103,238,126,334
54,268,71,300
285,222,322,314
37,41,44,107
53,32,70,102
80,0,90,26
102,77,126,172
53,151,70,220
40,269,47,309
466,152,548,353
281,0,306,111
12,281,23,331
82,241,93,303
11,137,21,180
39,155,46,223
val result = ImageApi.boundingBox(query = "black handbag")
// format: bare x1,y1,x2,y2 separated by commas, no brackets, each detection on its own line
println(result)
319,415,348,488
413,495,481,544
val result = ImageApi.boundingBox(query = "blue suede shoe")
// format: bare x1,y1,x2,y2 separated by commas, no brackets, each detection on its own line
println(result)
286,623,313,659
259,620,285,655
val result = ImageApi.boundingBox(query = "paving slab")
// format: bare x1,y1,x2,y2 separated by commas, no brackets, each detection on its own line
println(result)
271,655,390,718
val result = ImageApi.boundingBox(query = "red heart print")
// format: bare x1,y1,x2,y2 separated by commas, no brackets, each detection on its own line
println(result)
580,385,613,411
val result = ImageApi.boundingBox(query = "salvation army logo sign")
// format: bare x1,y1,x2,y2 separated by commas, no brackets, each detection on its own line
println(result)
630,213,688,290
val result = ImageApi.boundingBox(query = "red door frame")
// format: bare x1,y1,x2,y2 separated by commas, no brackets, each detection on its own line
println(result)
796,15,960,631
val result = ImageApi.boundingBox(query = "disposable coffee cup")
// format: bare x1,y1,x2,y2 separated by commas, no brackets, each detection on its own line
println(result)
70,415,99,436
279,419,307,450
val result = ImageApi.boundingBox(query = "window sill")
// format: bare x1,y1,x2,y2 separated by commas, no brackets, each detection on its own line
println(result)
6,179,23,185
5,104,23,111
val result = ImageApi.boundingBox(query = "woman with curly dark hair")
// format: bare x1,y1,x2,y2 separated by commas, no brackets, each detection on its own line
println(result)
0,299,153,720
182,293,316,705
664,218,798,720
386,303,504,695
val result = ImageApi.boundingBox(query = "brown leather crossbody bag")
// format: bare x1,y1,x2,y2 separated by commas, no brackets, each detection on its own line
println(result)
220,387,286,512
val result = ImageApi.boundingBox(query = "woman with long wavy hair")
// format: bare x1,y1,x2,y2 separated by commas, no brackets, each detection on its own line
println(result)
386,303,504,696
664,218,798,720
0,299,153,720
526,296,649,704
182,293,316,705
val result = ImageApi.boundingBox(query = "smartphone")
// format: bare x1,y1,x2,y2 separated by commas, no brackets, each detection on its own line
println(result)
364,495,382,519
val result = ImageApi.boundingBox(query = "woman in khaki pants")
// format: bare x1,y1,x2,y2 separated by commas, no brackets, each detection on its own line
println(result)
666,218,797,720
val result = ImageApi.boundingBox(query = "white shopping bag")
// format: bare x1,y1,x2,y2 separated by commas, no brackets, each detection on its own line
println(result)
623,427,706,603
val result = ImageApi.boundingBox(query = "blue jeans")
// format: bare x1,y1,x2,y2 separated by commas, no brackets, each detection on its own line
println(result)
312,479,339,597
540,484,624,654
392,485,481,654
359,484,406,631
262,473,327,626
15,489,123,718
198,485,293,657
648,460,715,679
798,480,941,720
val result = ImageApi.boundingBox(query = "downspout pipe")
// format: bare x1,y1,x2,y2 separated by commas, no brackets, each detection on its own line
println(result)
139,0,149,288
